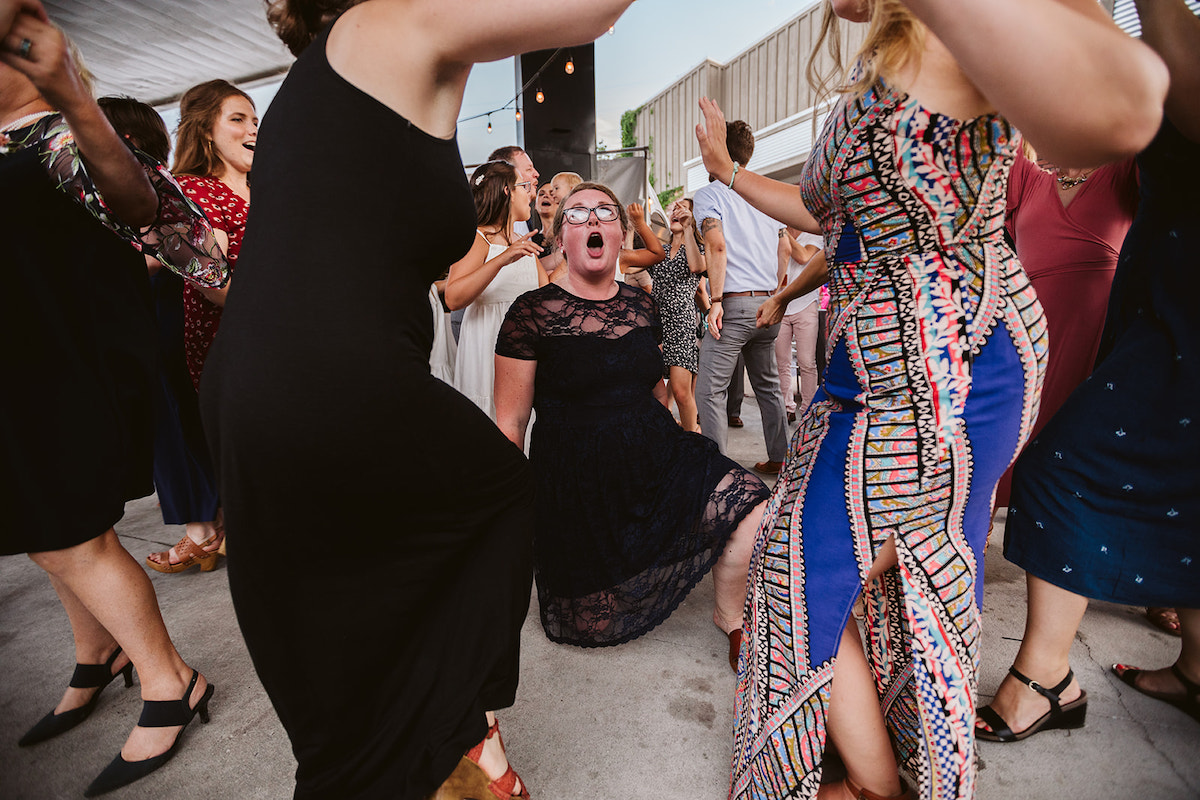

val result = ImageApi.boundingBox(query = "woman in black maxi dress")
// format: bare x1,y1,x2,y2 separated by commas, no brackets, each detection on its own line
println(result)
198,2,633,798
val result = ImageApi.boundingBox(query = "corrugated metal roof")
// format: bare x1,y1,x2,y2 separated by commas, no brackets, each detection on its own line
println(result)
46,0,293,106
1113,0,1200,36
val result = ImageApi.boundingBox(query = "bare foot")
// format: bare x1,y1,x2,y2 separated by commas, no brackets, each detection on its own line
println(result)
976,668,1083,735
119,671,209,762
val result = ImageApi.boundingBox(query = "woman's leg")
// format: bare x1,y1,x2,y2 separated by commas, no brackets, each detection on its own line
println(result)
976,573,1088,735
669,365,700,433
29,530,208,760
775,313,797,415
40,573,131,714
712,500,767,633
794,304,820,412
817,537,905,800
1120,607,1200,695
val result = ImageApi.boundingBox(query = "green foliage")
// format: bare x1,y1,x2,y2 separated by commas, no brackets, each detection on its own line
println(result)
620,106,643,149
657,185,683,209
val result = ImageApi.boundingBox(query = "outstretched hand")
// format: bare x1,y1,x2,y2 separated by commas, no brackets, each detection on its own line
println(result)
627,202,645,225
695,97,736,186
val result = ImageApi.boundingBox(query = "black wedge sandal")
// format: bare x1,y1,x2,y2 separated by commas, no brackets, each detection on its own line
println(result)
976,666,1088,742
1113,662,1200,724
84,669,214,797
18,646,134,747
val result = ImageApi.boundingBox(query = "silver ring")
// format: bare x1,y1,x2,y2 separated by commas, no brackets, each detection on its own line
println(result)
17,38,32,60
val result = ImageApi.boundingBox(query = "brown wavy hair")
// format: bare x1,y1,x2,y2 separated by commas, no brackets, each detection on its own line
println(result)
266,0,361,56
470,160,520,241
172,80,254,179
806,0,924,103
552,182,629,245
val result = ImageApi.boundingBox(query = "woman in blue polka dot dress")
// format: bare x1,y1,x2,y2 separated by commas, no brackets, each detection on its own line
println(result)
977,0,1200,742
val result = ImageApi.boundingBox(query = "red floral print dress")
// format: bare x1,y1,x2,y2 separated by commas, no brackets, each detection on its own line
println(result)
179,175,247,390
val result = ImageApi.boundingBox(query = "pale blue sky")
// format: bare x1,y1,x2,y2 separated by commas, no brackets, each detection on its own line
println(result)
161,1,818,164
456,0,818,162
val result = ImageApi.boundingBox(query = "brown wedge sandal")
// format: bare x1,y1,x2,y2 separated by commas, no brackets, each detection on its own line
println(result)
146,532,223,574
429,718,529,800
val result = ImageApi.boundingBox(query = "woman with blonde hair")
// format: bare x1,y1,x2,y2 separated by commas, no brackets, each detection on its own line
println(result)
695,0,1167,797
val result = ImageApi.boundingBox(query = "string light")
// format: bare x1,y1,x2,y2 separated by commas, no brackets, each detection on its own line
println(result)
564,53,575,75
455,48,565,126
608,25,614,35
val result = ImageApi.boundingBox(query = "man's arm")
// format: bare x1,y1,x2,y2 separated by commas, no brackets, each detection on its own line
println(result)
701,217,727,340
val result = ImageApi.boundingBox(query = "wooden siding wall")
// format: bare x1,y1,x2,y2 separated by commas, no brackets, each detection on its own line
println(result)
634,6,863,196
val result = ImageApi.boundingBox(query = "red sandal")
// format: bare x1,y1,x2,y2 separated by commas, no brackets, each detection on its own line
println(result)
431,718,529,800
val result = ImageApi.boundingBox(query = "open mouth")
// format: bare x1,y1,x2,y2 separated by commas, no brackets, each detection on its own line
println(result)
243,142,256,152
586,232,604,255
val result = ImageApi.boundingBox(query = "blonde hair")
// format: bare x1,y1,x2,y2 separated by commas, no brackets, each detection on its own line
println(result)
551,172,584,191
806,0,925,103
65,35,95,98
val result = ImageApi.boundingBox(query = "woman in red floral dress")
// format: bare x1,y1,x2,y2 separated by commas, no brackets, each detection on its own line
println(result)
172,79,255,392
144,79,255,573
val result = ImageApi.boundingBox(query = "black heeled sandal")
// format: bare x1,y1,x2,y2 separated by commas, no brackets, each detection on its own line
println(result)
18,646,134,747
83,669,214,797
976,665,1088,742
1113,663,1200,723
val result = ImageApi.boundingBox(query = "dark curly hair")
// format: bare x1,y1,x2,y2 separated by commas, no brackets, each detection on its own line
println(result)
266,0,361,56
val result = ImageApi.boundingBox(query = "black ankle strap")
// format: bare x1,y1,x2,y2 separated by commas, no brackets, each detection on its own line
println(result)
1171,664,1200,696
69,647,122,689
138,670,200,728
1009,666,1073,713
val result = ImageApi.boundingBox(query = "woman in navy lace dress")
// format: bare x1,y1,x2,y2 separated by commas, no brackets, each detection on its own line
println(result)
494,183,769,667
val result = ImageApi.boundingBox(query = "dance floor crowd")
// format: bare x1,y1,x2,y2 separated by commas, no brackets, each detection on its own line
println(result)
1,0,1195,799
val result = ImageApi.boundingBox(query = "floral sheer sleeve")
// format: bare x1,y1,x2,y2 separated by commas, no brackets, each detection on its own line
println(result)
1,114,228,288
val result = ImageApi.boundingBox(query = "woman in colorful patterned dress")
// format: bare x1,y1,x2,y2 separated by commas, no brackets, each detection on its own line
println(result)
2,4,226,793
144,79,256,573
694,0,1167,798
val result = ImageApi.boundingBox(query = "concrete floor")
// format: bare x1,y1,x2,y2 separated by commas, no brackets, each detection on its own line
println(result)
1,385,1197,799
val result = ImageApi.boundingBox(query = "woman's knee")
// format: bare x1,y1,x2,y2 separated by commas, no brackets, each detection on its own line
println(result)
29,529,119,575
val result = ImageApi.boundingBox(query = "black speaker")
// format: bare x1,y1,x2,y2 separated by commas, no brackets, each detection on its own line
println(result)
517,45,596,183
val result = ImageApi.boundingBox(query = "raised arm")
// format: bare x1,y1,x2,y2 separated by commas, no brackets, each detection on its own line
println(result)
1134,0,1200,143
695,97,821,234
620,203,666,270
326,0,633,139
901,0,1168,167
2,7,157,225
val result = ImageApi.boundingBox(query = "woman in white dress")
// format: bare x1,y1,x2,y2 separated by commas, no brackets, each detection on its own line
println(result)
446,160,547,419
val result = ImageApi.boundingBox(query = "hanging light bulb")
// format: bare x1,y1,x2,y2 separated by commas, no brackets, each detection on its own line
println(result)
608,25,614,35
535,88,545,104
515,108,522,121
487,114,493,134
564,53,575,75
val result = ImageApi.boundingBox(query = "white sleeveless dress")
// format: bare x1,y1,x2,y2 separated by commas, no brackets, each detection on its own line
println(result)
453,232,541,419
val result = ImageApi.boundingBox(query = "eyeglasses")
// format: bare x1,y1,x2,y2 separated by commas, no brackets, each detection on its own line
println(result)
562,204,621,225
514,180,535,191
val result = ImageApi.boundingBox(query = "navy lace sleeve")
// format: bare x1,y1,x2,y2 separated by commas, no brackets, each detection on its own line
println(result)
496,289,541,360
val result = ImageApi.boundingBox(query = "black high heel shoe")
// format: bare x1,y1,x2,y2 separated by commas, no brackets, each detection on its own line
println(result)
18,646,134,747
83,669,214,798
